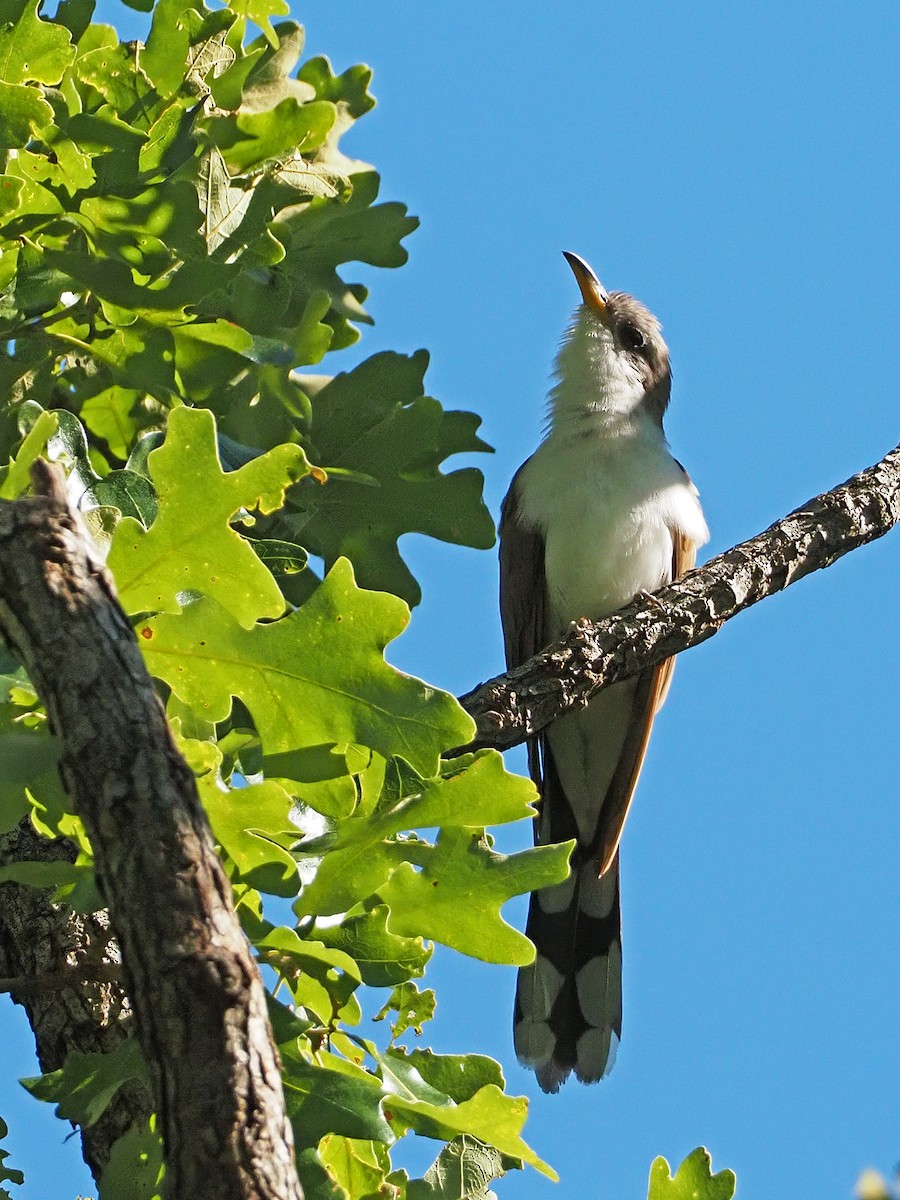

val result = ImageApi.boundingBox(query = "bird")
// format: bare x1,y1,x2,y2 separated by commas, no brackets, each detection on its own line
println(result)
500,251,708,1093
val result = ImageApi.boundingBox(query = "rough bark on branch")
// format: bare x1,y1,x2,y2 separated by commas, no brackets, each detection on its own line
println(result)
459,442,900,750
0,819,151,1180
0,463,302,1200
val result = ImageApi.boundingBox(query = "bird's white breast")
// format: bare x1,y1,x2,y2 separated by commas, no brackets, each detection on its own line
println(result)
517,426,708,636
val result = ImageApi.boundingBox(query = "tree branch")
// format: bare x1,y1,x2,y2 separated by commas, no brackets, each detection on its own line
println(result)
0,962,126,995
459,442,900,750
0,463,302,1200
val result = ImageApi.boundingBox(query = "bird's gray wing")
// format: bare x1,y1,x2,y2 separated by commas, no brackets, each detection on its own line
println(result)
498,462,547,787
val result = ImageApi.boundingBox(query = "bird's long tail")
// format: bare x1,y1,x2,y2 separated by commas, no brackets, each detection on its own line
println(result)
513,753,622,1094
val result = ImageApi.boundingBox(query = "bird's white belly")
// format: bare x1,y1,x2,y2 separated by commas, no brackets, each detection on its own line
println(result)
543,499,673,632
519,435,689,636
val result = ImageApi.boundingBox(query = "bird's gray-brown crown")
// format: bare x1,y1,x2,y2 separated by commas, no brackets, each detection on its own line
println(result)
562,251,672,418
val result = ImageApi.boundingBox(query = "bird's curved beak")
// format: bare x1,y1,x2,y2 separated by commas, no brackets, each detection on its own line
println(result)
563,251,609,318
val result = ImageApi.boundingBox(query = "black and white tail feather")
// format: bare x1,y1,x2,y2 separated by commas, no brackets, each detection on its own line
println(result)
513,751,622,1092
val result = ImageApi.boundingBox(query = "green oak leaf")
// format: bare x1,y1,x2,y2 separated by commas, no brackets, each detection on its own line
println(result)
294,837,427,920
378,829,573,966
282,1054,394,1151
386,1086,556,1182
374,982,435,1041
266,170,415,345
9,134,94,193
297,56,375,120
0,1116,24,1191
0,80,52,148
399,1051,505,1106
648,1148,736,1200
141,0,194,98
176,729,301,897
263,741,361,820
139,97,194,173
0,0,74,86
290,969,361,1029
97,1119,164,1200
204,777,299,897
49,0,93,41
256,926,361,990
368,1045,456,1108
75,44,159,130
295,1146,346,1200
137,558,475,772
0,171,62,223
108,406,314,626
318,751,538,858
289,351,494,605
0,730,62,834
266,993,312,1046
228,0,290,46
79,386,142,460
315,905,431,987
0,407,58,499
208,44,267,113
409,1135,512,1200
318,1136,391,1200
293,752,538,915
204,97,335,174
21,1039,148,1127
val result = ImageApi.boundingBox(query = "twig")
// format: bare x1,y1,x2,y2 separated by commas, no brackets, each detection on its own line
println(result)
0,963,126,995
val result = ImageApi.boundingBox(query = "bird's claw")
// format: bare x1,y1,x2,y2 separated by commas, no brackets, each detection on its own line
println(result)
635,588,666,611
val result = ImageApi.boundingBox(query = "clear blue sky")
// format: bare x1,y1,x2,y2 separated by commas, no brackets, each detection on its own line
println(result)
4,1,900,1196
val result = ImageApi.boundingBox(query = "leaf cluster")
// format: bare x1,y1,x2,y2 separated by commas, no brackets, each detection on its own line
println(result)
0,2,564,1197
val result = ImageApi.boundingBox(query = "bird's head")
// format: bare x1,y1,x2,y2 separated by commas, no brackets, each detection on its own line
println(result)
550,251,671,431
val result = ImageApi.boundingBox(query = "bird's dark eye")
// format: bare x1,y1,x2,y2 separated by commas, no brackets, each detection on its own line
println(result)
619,323,646,353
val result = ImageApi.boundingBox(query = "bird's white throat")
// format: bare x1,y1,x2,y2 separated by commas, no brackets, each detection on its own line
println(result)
546,310,654,438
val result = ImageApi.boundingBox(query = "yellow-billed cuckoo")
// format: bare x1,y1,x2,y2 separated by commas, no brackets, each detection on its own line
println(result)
500,252,708,1092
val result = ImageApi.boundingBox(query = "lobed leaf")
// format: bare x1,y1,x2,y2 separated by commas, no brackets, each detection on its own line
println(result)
21,1040,148,1128
97,1120,164,1200
282,1054,394,1152
108,406,313,626
386,1086,556,1182
318,1135,391,1200
408,1135,512,1200
378,829,572,966
647,1148,737,1200
314,905,431,988
0,1,75,87
137,558,475,773
288,351,494,605
0,1116,24,1192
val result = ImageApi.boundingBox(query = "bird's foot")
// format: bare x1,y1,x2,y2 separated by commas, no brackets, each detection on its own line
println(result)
635,588,666,611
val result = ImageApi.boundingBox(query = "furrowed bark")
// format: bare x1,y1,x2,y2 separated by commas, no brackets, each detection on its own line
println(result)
0,463,302,1200
460,442,900,750
0,819,152,1180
